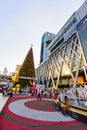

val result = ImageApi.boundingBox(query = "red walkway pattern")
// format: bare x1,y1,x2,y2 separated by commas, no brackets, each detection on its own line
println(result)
0,94,87,130
24,100,57,112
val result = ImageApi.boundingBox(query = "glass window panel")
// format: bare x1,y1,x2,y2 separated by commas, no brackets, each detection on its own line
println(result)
78,23,87,62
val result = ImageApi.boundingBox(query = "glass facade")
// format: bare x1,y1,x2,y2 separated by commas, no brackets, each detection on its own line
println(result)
77,15,87,62
40,36,44,63
40,32,55,63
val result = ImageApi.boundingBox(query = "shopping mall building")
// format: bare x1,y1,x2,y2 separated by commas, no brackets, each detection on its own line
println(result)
36,0,87,89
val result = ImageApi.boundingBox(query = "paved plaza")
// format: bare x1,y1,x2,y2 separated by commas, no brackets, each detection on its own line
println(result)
0,93,87,130
0,93,9,112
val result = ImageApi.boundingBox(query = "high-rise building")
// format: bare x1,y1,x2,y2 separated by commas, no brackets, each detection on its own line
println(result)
40,1,87,62
15,64,21,74
36,0,87,89
40,32,55,63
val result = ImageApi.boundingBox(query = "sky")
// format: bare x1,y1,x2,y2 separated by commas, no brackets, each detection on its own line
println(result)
0,0,85,74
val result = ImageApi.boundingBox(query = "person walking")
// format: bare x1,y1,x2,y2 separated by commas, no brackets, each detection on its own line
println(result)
57,97,61,111
37,88,41,100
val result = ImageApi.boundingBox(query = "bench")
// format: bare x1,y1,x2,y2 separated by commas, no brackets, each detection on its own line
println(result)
65,104,87,123
54,99,87,123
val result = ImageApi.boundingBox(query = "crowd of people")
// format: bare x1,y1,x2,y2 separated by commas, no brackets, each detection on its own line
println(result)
1,80,70,117
29,83,70,117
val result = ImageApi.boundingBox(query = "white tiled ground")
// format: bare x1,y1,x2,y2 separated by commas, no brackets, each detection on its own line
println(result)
0,93,9,112
9,98,75,122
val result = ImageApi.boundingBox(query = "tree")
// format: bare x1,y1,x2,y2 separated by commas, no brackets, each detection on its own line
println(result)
18,47,35,87
19,47,35,77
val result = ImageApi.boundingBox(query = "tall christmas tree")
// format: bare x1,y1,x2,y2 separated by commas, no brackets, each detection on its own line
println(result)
19,47,35,77
19,47,35,88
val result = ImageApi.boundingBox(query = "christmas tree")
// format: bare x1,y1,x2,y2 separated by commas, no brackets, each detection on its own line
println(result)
19,47,35,87
19,47,35,77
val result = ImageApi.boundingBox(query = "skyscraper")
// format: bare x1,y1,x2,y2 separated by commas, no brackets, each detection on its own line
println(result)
40,32,55,63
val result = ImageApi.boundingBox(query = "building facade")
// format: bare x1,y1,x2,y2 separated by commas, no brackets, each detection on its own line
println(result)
40,32,55,63
36,0,87,89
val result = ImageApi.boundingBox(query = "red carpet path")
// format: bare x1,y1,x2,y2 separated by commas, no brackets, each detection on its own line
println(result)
0,94,87,130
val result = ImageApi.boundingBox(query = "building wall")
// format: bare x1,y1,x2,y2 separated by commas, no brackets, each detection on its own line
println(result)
49,1,87,54
77,0,87,20
49,12,79,54
77,14,87,63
